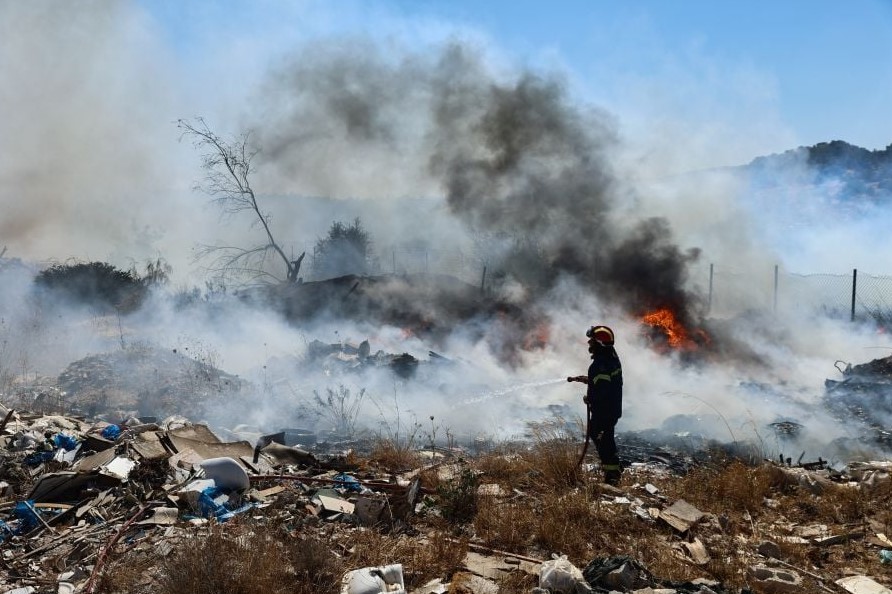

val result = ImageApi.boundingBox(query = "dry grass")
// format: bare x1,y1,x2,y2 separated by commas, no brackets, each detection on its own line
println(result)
346,528,468,588
521,417,585,491
368,437,422,472
473,494,538,552
118,522,347,594
670,459,785,515
93,437,892,594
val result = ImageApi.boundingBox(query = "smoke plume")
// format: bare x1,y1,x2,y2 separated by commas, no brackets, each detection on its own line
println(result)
253,42,705,325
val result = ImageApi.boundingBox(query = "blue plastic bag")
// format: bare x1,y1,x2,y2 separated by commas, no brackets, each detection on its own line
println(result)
195,486,255,522
13,501,41,533
334,473,362,492
24,451,54,466
53,433,79,451
101,425,122,440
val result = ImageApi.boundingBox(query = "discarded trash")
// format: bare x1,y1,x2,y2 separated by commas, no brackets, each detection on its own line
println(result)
100,424,122,440
341,564,406,594
539,554,591,594
53,433,79,451
881,549,892,564
334,472,363,492
199,457,250,491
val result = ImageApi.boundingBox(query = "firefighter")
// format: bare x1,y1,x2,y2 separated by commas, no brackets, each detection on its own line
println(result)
567,324,623,486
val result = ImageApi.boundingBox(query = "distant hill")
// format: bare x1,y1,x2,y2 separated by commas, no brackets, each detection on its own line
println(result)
741,140,892,201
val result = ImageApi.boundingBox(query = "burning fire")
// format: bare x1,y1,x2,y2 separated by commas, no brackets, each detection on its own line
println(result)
641,307,706,350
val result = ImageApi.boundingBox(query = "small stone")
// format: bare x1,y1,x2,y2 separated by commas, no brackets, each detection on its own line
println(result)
757,540,782,559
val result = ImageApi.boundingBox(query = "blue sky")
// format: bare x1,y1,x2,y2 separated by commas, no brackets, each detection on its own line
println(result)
2,0,891,272
140,0,892,161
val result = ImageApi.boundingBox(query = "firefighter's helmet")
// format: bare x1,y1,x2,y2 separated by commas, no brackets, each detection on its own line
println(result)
586,325,615,346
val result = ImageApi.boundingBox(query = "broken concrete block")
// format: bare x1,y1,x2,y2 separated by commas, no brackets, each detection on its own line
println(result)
659,499,704,533
355,495,387,526
835,575,892,594
748,565,802,594
679,538,710,565
451,572,500,594
317,494,355,515
136,507,179,526
476,483,508,497
813,531,865,546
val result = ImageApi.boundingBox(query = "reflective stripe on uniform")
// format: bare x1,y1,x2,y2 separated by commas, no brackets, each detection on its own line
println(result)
591,367,621,384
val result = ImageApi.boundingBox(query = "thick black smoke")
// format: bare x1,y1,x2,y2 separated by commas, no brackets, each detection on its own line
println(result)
253,41,703,322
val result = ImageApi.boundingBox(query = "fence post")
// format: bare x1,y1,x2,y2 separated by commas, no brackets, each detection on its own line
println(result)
773,265,778,314
851,268,857,322
708,263,713,314
480,265,487,294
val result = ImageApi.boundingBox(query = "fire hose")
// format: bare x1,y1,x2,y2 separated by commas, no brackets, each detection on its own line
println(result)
576,394,592,471
568,375,592,471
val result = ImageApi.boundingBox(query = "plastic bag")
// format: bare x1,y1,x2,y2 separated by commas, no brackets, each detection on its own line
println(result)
539,554,591,594
101,424,122,440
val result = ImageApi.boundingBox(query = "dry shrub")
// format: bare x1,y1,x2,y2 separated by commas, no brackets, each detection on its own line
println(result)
812,483,869,523
676,460,780,514
96,549,160,594
493,568,538,594
152,522,343,594
474,449,525,484
368,437,421,472
436,465,479,524
155,523,294,594
522,418,584,491
285,534,346,594
473,495,538,553
534,489,602,560
695,537,751,588
347,528,467,588
868,479,892,533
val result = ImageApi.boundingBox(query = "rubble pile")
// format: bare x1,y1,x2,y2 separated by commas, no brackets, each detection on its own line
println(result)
2,400,892,593
55,344,244,420
303,339,454,380
825,355,892,448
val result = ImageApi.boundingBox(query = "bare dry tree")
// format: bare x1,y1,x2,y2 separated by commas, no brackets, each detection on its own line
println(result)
177,117,304,285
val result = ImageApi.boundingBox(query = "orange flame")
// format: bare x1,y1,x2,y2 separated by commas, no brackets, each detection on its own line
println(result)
522,322,550,351
641,307,696,349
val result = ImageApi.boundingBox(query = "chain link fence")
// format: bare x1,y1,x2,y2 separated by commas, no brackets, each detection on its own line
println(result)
287,240,892,324
691,264,892,324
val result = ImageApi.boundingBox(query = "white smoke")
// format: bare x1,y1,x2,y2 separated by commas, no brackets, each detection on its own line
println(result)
0,2,888,464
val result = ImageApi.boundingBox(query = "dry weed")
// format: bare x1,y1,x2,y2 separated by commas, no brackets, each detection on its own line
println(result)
346,528,467,588
285,534,346,593
96,550,160,594
533,489,601,560
155,522,296,594
473,495,538,553
368,437,421,472
674,460,779,515
140,521,345,594
522,417,585,491
474,448,525,484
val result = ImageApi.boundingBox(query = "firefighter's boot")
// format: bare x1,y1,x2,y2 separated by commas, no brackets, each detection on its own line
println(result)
603,465,622,487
